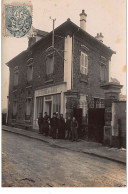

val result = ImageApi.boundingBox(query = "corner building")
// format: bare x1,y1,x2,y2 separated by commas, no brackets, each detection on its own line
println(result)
7,10,115,130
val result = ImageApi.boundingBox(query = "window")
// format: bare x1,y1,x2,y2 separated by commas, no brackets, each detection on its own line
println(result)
46,54,54,75
53,94,61,115
25,98,32,120
27,65,33,81
13,67,19,86
80,52,88,75
12,100,17,119
100,63,107,82
36,97,43,119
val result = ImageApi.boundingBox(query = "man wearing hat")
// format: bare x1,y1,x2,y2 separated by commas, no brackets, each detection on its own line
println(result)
43,112,50,136
38,113,43,134
50,112,58,139
58,114,66,139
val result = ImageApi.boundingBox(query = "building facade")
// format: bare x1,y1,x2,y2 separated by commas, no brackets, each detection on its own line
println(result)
7,10,115,130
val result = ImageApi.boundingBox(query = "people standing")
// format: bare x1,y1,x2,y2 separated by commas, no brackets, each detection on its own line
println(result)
43,112,50,136
58,114,65,139
50,112,58,139
65,116,72,140
71,117,78,141
38,113,43,134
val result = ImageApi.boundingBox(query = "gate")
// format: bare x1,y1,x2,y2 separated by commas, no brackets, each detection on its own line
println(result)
88,108,105,143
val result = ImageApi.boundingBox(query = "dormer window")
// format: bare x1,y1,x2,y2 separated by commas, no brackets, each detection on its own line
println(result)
80,51,88,75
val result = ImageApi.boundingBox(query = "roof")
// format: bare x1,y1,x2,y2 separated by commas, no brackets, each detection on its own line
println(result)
32,27,48,37
6,18,115,66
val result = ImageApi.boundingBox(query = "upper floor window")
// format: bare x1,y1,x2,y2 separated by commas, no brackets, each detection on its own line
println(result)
46,54,54,75
100,63,107,82
27,64,33,82
80,51,88,75
13,66,19,86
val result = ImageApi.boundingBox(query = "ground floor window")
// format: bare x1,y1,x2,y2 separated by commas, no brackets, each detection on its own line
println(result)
25,98,32,120
35,94,61,119
12,100,17,119
53,94,61,115
36,97,43,119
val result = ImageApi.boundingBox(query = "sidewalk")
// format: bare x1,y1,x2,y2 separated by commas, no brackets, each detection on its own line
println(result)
2,125,126,164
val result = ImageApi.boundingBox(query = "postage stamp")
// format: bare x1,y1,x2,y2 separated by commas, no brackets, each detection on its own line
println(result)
3,3,32,38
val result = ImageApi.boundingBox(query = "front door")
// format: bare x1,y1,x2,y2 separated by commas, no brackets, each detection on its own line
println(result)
45,101,52,118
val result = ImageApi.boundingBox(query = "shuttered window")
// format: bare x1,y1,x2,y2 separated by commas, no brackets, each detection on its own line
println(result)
80,52,88,75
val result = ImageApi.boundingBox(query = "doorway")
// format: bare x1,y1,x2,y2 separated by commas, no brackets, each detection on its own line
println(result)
45,101,52,118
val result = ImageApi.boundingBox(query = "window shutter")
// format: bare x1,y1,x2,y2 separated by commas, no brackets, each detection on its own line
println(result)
85,54,88,75
80,54,82,72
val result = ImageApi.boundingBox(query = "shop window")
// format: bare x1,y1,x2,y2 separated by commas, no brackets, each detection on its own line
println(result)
100,63,107,82
80,51,88,75
27,64,33,81
25,98,32,120
36,97,43,119
53,94,61,115
13,67,19,86
46,54,54,75
12,100,17,119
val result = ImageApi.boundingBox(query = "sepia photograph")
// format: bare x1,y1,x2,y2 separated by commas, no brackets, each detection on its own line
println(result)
1,0,126,188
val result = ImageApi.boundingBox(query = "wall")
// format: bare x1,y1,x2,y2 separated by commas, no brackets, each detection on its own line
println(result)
111,101,126,148
7,36,65,128
73,35,110,98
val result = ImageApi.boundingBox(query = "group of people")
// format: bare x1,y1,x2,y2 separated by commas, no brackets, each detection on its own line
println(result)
38,112,78,141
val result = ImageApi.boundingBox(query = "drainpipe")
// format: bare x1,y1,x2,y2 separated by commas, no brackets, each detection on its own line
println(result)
71,28,80,89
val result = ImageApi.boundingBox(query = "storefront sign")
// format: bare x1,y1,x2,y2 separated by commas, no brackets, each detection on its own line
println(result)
35,83,67,97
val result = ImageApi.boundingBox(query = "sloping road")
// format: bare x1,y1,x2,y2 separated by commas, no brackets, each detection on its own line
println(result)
2,131,126,187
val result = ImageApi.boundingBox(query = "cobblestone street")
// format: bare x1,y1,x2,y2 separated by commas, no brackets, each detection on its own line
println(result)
2,131,126,187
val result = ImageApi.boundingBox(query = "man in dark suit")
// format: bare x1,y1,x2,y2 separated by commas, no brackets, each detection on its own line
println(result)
43,112,50,136
50,112,58,139
38,113,43,134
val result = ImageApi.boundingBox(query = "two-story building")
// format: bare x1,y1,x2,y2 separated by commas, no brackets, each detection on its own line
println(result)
6,10,115,130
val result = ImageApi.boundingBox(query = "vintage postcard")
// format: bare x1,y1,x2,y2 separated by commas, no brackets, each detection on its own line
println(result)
1,0,126,188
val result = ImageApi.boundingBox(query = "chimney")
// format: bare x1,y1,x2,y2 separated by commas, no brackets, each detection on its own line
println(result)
95,32,104,42
80,10,87,31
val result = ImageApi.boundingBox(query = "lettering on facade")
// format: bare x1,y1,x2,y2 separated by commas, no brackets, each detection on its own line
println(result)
35,84,66,97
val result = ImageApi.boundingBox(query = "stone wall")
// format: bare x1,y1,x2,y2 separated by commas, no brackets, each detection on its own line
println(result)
111,101,126,148
8,37,65,128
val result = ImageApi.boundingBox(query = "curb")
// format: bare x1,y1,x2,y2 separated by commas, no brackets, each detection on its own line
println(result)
2,128,126,165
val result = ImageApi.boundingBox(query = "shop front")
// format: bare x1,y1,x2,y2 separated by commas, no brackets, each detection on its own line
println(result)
33,83,67,129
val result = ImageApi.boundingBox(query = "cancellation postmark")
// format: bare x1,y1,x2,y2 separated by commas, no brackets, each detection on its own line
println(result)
3,3,32,38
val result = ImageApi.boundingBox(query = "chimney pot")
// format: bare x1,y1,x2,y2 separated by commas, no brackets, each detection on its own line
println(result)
95,32,103,42
79,10,87,31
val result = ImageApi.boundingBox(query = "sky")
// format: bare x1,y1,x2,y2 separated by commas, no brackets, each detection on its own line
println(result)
2,0,126,109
